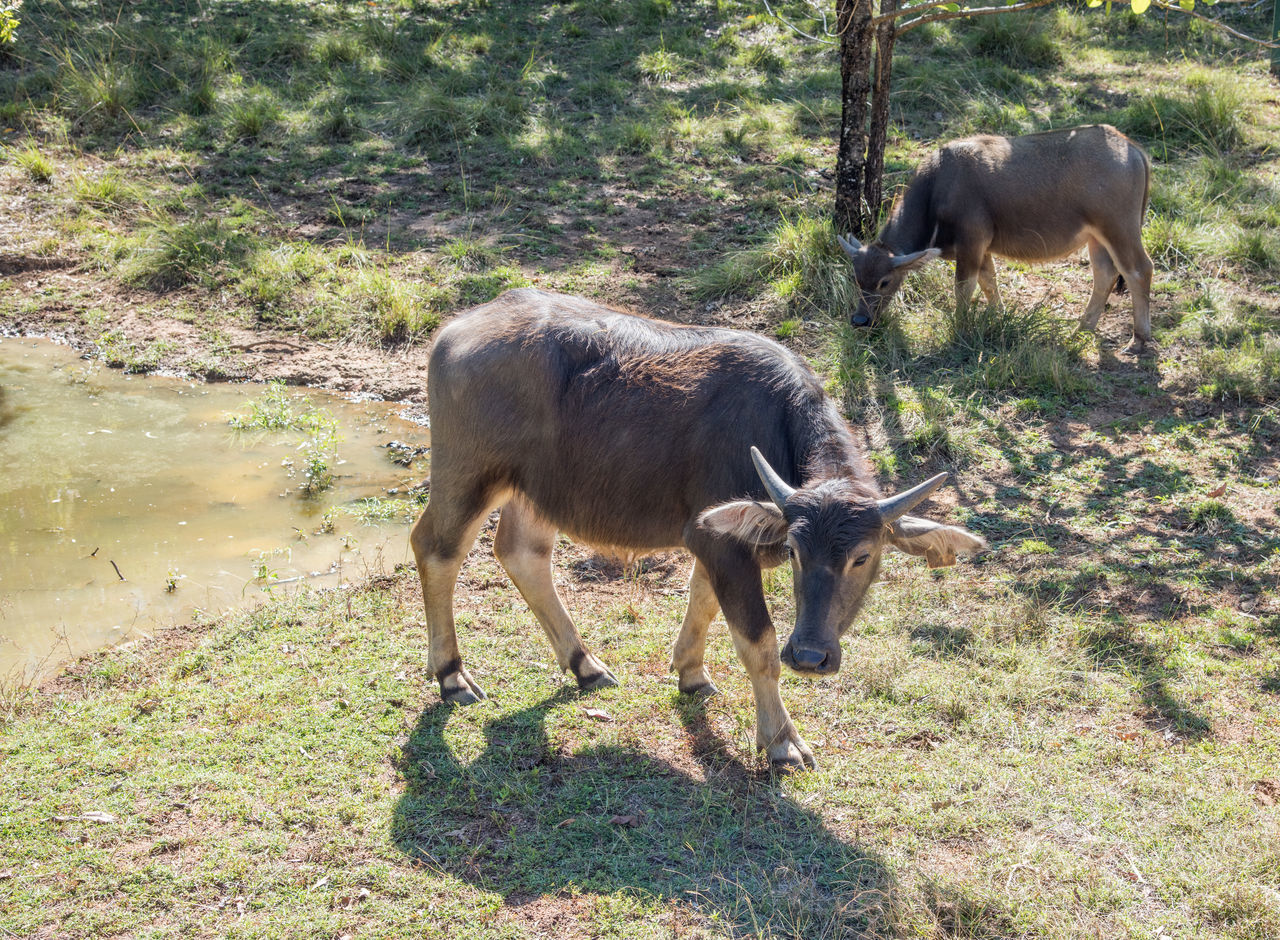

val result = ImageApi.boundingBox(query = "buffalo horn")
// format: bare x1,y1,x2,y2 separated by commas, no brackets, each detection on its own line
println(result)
890,247,940,270
750,446,795,510
877,472,949,522
836,233,863,260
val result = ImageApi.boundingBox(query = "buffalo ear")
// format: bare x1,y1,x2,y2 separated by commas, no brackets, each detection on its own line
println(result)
885,514,986,569
699,501,788,557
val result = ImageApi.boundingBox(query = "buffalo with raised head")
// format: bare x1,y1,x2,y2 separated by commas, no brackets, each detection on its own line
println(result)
839,124,1155,352
411,289,985,770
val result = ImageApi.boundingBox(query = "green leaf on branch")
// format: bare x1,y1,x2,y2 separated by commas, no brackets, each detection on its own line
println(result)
1131,0,1150,13
1179,0,1194,9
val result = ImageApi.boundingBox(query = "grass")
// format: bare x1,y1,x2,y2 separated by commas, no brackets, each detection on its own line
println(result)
2,0,1280,936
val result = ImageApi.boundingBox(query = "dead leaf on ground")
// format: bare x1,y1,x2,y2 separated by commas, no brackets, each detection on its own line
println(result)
1115,730,1142,742
1205,483,1227,498
555,817,576,829
609,814,640,828
51,811,116,824
336,887,371,910
583,707,614,722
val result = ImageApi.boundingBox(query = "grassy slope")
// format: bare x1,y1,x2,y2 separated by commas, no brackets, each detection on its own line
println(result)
2,0,1280,937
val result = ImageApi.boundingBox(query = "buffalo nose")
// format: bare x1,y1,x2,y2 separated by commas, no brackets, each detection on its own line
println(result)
851,314,871,328
791,645,828,670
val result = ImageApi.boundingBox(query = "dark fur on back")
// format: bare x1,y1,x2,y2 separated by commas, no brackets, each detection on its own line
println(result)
878,124,1150,262
427,289,880,551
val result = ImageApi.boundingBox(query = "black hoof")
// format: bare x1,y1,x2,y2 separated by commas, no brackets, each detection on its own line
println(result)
438,667,487,705
679,680,719,698
576,668,619,692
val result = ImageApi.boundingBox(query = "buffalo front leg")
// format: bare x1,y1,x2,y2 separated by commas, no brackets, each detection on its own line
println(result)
1078,236,1118,333
699,552,814,770
977,254,1001,308
493,496,617,691
728,625,815,771
953,245,985,319
671,560,720,696
409,489,499,705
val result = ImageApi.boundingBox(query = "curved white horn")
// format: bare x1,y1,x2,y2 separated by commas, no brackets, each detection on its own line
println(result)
836,233,863,260
890,247,941,270
877,472,949,523
750,446,795,510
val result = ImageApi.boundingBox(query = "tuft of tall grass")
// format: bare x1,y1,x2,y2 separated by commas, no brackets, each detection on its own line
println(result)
693,215,854,318
1193,335,1280,403
10,141,52,182
968,13,1063,68
1120,73,1245,157
57,55,136,130
72,170,138,210
943,301,1094,397
343,267,442,343
224,89,281,142
124,217,251,291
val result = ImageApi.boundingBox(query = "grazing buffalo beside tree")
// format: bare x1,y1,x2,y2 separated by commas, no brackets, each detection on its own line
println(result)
411,289,985,770
838,124,1155,352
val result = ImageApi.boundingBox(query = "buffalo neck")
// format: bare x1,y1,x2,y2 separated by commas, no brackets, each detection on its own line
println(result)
878,169,936,255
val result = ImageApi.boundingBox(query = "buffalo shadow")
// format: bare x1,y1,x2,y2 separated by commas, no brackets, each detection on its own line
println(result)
391,689,901,937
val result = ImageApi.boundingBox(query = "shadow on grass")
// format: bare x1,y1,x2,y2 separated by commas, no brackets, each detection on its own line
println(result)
391,691,900,937
1081,621,1211,736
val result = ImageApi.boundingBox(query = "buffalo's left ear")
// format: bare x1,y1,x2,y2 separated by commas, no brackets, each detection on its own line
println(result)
885,514,986,569
698,501,788,563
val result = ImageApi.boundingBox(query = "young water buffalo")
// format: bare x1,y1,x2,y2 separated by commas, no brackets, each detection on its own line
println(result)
839,124,1155,352
411,289,985,770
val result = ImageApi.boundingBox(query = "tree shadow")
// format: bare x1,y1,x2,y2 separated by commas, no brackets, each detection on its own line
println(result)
391,691,902,937
1080,620,1211,736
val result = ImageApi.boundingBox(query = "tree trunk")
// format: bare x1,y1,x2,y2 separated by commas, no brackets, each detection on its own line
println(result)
864,0,898,231
833,0,875,238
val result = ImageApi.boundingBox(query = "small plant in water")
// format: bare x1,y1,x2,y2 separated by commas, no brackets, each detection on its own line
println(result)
250,548,290,592
298,426,339,496
228,381,337,434
164,568,181,593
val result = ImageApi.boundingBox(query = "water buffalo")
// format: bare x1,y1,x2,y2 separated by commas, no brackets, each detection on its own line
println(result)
839,124,1155,352
411,289,985,769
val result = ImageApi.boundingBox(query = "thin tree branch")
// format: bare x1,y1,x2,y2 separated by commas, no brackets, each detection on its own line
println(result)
1148,0,1279,48
896,0,1056,34
871,0,974,27
760,0,837,42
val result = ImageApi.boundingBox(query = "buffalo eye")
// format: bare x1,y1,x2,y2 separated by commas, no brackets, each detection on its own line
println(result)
876,277,891,291
851,553,871,567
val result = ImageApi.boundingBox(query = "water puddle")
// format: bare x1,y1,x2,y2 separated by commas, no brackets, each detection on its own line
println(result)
0,337,430,683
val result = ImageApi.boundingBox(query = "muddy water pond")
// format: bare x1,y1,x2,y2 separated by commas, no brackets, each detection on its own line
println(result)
0,338,430,683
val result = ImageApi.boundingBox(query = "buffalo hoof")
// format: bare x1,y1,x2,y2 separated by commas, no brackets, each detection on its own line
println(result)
577,668,619,691
439,667,487,705
1123,338,1150,356
679,680,719,698
764,735,817,772
572,651,618,691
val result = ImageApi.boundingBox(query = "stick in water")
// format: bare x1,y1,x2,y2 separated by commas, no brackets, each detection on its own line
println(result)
110,560,125,581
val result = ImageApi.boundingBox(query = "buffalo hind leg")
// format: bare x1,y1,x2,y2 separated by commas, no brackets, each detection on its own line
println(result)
1092,226,1154,353
671,560,720,696
494,496,617,691
1078,237,1119,334
702,551,814,770
1118,249,1154,355
410,486,503,705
